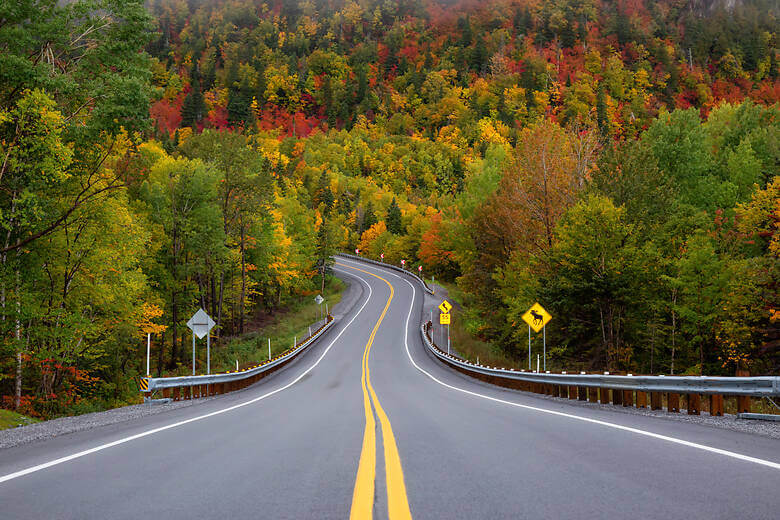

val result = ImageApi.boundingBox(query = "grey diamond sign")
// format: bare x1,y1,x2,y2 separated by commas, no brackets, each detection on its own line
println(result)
187,308,216,339
314,294,324,305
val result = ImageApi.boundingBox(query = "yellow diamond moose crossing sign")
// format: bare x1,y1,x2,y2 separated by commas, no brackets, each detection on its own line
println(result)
522,303,552,333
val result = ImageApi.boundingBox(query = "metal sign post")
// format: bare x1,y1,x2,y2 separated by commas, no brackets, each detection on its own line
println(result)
146,333,151,376
521,302,552,372
192,333,196,375
186,308,216,375
315,294,324,321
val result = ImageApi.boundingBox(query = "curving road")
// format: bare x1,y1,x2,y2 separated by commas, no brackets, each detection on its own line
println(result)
1,257,779,519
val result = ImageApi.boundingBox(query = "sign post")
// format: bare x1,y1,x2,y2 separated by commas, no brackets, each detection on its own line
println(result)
315,294,324,320
439,300,452,354
186,308,216,375
521,303,553,372
146,333,151,376
439,311,450,352
401,259,406,269
380,253,384,261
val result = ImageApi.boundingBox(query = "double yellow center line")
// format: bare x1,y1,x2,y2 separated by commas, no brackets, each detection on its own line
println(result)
339,263,412,520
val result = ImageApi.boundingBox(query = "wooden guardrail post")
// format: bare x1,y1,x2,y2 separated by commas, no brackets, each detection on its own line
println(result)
668,393,680,412
622,390,633,407
650,392,662,410
687,394,701,415
709,394,724,416
636,391,647,408
611,388,623,406
588,387,599,403
736,369,752,413
577,386,587,401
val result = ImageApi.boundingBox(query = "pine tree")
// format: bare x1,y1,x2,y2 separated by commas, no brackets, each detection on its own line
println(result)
315,221,335,293
596,84,608,137
363,202,377,230
181,78,205,128
471,37,488,73
386,197,403,234
458,17,473,47
356,65,368,104
315,171,335,214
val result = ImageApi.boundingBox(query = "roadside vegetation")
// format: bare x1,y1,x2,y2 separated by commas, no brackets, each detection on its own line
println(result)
1,0,778,420
0,410,39,431
208,277,344,375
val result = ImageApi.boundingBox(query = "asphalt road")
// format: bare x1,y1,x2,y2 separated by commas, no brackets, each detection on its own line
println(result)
1,257,779,519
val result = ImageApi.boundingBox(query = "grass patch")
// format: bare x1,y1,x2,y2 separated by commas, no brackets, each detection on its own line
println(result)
209,277,345,373
0,409,40,430
446,309,520,369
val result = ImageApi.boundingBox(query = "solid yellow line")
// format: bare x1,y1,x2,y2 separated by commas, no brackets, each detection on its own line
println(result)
350,338,376,519
341,262,413,520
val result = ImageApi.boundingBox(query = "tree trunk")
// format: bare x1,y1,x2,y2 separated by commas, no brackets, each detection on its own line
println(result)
650,320,656,374
156,328,165,377
14,268,22,409
170,225,179,369
239,223,246,335
210,274,217,321
217,272,224,337
599,305,608,370
670,295,677,375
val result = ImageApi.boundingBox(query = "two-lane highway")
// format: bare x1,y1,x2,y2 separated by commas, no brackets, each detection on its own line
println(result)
1,258,779,519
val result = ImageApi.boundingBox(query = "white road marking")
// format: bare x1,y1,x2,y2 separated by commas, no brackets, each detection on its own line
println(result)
0,269,374,484
337,258,780,471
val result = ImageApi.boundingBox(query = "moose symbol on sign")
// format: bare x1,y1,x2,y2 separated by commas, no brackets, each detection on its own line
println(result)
522,303,551,333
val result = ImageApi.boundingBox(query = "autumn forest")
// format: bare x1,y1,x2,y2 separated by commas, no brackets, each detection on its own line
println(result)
0,0,778,418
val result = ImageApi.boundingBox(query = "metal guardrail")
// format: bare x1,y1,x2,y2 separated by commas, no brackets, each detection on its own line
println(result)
336,253,435,295
142,316,336,396
335,254,780,416
419,323,780,397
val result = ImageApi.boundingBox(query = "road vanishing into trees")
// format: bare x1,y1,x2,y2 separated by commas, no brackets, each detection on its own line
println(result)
1,257,779,519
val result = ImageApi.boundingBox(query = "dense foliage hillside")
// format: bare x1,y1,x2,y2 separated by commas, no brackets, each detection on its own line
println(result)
0,0,778,418
147,0,778,138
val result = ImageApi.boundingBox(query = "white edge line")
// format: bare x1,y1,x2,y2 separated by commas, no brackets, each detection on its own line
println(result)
0,268,374,485
338,257,780,472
